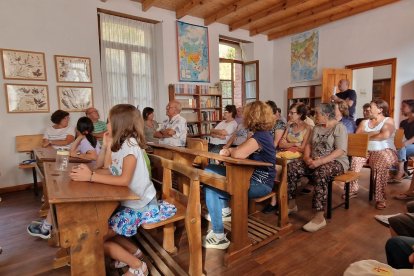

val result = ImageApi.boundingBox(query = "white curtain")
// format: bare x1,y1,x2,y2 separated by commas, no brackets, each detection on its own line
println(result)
99,13,158,116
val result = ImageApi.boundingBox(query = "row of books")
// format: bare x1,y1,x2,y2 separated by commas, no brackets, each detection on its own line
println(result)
200,96,221,108
176,98,197,108
170,84,221,95
187,123,199,135
200,122,217,135
201,110,220,121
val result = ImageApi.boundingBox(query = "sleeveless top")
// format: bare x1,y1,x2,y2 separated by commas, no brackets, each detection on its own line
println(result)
286,125,308,144
363,118,395,151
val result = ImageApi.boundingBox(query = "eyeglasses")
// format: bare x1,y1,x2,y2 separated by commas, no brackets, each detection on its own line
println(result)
288,111,297,115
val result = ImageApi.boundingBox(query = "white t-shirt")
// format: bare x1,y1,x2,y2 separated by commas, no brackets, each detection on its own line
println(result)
159,114,187,147
43,125,75,149
110,138,156,209
209,120,238,145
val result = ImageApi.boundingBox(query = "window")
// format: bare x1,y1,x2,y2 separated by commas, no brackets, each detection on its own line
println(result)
99,13,158,114
219,40,258,107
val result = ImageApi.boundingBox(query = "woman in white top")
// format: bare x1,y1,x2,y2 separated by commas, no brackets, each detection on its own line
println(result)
208,105,238,153
349,99,397,210
42,110,75,149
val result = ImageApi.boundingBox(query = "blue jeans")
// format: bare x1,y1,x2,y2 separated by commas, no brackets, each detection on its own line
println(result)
204,164,273,234
385,236,414,269
398,144,414,162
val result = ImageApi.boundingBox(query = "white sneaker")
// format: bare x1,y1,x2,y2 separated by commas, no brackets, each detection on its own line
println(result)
374,214,401,226
202,230,230,250
204,210,231,222
302,218,327,232
288,205,298,215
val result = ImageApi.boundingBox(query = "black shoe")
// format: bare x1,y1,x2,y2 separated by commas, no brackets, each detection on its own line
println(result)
27,223,51,239
301,188,312,194
261,203,278,214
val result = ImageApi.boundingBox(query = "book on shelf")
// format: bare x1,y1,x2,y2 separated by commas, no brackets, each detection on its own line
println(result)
170,83,197,94
176,98,197,108
201,110,220,121
187,123,199,135
181,111,198,122
200,96,220,108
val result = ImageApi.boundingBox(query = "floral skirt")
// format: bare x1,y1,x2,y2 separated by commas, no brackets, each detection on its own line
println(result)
109,197,177,237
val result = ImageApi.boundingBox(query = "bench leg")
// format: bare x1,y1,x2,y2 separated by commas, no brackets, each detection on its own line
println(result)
32,167,38,197
327,182,332,219
163,223,177,254
345,182,350,209
369,168,374,201
248,201,257,214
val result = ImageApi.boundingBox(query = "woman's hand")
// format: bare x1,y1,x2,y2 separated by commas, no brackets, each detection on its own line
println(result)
219,148,231,157
308,158,323,169
70,164,92,182
102,132,112,149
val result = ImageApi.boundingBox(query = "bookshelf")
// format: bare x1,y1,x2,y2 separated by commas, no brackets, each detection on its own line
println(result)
287,85,322,115
169,84,222,138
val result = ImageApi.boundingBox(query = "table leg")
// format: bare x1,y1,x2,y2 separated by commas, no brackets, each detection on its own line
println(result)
56,201,118,276
224,165,254,266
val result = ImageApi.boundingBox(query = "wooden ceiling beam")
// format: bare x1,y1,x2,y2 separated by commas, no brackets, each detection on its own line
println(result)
141,0,158,12
229,0,308,31
267,0,399,40
204,0,260,26
250,0,355,36
176,0,204,19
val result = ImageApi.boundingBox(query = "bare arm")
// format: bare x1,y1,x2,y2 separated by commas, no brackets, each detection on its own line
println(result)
49,135,75,147
220,137,259,159
70,154,136,186
223,133,237,149
370,118,395,141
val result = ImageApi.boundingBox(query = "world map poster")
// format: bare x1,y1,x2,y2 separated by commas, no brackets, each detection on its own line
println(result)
177,21,210,82
291,30,319,82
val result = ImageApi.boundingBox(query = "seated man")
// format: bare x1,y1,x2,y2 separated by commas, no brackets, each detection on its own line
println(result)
154,100,187,147
355,103,371,127
85,107,107,142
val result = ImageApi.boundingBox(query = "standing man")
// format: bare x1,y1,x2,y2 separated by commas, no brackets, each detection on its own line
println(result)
85,107,107,141
154,100,187,147
331,79,357,120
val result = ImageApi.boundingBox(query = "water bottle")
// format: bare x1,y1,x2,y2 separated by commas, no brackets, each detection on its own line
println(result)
55,148,69,171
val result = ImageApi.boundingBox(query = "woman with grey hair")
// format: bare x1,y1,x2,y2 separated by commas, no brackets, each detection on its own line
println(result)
287,103,349,232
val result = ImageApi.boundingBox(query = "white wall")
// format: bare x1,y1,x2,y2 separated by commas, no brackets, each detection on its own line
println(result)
353,68,373,119
271,1,414,121
0,0,273,188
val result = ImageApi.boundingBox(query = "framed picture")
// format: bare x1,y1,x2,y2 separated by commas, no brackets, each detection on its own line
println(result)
57,86,93,112
54,55,92,83
1,49,47,81
5,83,49,113
177,21,210,82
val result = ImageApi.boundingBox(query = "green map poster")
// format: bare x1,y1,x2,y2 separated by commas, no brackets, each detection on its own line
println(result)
177,21,210,82
291,30,319,82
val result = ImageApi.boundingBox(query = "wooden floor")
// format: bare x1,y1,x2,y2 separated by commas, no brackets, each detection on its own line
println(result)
0,169,411,275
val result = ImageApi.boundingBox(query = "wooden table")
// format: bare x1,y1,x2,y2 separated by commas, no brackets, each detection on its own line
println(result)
44,162,139,275
150,143,278,266
34,147,92,217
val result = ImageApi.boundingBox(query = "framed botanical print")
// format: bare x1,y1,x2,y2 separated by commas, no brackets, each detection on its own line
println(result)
57,86,93,112
55,55,92,83
1,49,47,81
5,83,50,113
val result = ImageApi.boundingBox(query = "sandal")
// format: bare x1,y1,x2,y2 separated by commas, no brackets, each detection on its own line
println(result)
394,193,414,200
376,201,387,210
122,262,148,276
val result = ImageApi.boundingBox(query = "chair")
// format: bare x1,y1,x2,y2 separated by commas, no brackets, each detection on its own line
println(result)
249,158,289,228
16,134,43,196
368,128,404,201
137,154,202,276
327,133,369,219
186,137,208,169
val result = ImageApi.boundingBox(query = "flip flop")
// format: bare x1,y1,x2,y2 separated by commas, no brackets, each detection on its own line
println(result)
394,193,414,200
388,178,402,183
376,201,387,210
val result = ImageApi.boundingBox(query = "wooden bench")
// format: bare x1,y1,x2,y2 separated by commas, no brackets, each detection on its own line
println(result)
16,134,43,196
327,133,369,219
138,154,202,276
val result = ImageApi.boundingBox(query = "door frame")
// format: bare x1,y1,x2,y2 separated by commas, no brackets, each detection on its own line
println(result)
345,58,397,117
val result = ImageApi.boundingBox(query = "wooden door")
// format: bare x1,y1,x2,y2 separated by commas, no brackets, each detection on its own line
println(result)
322,68,353,103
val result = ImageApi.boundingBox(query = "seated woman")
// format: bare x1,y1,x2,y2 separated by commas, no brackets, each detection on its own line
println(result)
266,100,286,147
349,99,397,209
262,103,311,214
287,103,349,232
70,117,101,160
208,105,238,153
202,101,276,249
223,107,251,149
394,99,414,181
42,109,75,149
143,107,159,143
335,100,356,133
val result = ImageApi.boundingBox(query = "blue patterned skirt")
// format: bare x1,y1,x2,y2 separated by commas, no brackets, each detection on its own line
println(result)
109,197,177,237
